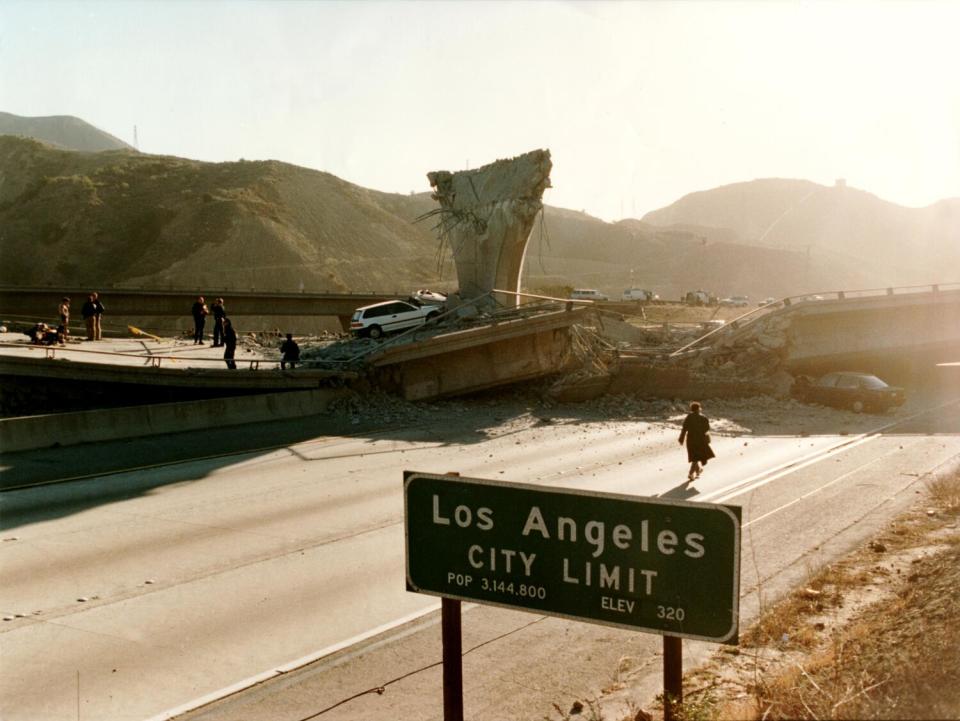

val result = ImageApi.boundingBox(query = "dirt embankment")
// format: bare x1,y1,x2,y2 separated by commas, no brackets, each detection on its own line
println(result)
690,465,960,721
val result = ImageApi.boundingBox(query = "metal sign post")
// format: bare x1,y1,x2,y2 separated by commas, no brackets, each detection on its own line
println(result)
663,635,683,721
403,471,741,718
441,598,463,721
440,471,464,721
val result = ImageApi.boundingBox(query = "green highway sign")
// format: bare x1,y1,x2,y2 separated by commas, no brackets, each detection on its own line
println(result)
404,472,741,643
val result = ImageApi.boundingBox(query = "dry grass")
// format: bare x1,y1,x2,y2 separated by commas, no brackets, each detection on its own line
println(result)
704,464,960,721
741,562,857,650
741,542,960,719
926,468,960,514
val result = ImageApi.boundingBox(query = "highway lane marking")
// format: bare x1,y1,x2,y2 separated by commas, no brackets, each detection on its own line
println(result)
11,397,956,493
0,427,442,492
21,398,960,720
140,441,900,721
143,603,442,721
151,400,960,719
740,449,894,528
700,397,960,505
699,432,881,503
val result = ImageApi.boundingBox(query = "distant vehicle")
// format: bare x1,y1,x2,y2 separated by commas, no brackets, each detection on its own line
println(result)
720,295,750,307
791,371,906,413
684,290,712,306
759,297,777,307
621,288,657,302
410,289,447,305
350,298,444,339
570,289,609,302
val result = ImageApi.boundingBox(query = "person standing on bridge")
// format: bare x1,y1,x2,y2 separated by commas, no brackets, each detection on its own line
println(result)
58,297,70,341
280,333,300,370
81,292,104,341
191,296,209,345
211,298,226,347
223,318,238,369
678,401,714,481
91,292,104,340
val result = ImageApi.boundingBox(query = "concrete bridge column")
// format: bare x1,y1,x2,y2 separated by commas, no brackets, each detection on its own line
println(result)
428,150,552,309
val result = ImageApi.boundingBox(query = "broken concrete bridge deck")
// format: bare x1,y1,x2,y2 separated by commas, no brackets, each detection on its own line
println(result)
0,305,592,414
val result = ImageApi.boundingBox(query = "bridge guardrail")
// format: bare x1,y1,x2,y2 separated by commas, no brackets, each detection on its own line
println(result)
0,284,431,299
670,281,960,357
1,341,276,371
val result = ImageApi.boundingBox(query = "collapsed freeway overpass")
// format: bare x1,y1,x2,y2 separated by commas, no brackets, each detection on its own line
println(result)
784,286,960,373
689,283,960,377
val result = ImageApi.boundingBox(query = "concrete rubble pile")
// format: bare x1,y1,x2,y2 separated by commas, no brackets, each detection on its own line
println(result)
546,323,619,393
298,335,382,368
678,312,794,388
324,388,437,425
539,307,799,402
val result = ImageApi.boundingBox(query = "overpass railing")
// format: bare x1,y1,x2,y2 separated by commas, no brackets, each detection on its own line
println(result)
0,284,421,298
1,341,281,372
670,281,960,357
780,281,960,304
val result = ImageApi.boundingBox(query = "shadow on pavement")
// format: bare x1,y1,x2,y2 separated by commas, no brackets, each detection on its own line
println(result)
3,372,959,529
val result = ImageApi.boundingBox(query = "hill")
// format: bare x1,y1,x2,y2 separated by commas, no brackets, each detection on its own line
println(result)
0,112,134,152
642,179,960,289
0,134,955,302
0,135,458,292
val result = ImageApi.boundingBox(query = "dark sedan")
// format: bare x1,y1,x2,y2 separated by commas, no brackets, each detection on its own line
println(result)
792,372,906,413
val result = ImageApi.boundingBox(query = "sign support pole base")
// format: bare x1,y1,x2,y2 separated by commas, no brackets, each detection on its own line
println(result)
442,597,464,721
663,635,683,721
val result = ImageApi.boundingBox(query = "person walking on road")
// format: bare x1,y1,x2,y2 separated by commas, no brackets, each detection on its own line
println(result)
223,318,238,369
678,401,715,481
211,298,226,347
280,333,300,370
191,296,209,345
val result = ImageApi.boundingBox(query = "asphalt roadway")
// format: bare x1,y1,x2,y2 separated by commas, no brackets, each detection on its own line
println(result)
2,392,960,721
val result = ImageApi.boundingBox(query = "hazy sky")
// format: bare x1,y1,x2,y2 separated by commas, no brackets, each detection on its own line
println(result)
2,0,958,220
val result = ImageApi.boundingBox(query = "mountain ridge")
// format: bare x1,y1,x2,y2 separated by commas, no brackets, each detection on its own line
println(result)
0,112,134,152
0,123,955,302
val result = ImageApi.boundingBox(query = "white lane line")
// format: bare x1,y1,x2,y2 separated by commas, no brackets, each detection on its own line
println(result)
3,424,445,491
144,603,441,721
701,398,960,505
144,397,960,721
698,433,880,503
741,450,891,528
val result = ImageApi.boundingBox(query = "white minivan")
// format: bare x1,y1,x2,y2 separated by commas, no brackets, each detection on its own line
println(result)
621,288,656,302
570,288,609,301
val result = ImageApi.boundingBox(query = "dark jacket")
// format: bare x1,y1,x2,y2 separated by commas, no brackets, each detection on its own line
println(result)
679,412,715,464
192,302,208,320
223,324,237,349
212,303,226,320
280,338,300,361
81,300,96,319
